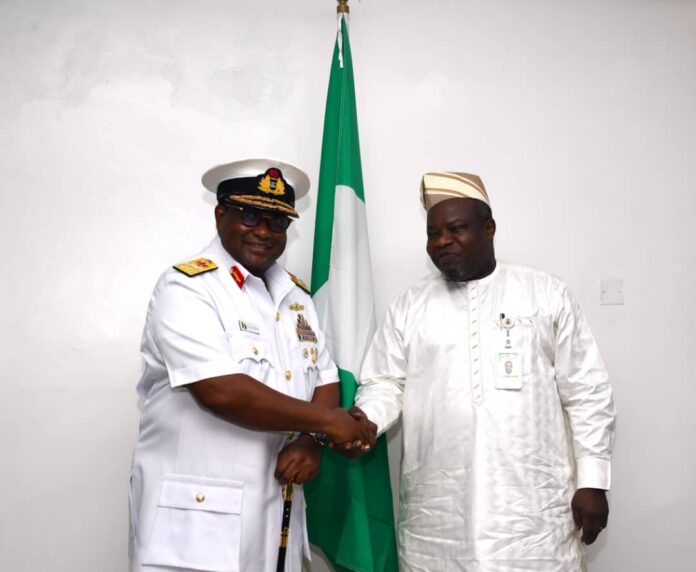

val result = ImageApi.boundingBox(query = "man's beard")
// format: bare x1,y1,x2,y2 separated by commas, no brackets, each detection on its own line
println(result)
442,266,472,282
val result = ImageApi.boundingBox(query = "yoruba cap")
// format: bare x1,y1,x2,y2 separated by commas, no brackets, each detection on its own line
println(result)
202,158,310,218
420,171,490,211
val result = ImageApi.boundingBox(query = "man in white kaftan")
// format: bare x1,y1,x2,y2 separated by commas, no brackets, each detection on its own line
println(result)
353,172,616,571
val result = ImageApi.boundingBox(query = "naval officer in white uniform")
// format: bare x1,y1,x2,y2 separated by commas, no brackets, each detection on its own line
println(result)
129,159,376,572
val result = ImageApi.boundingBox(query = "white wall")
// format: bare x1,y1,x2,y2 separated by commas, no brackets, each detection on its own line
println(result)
1,0,694,570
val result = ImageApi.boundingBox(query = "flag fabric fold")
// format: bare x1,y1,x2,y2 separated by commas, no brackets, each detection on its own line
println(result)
304,13,399,572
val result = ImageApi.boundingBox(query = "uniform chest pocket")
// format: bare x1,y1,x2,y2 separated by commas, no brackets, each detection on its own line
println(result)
278,345,321,401
227,334,274,377
143,474,244,571
300,347,321,395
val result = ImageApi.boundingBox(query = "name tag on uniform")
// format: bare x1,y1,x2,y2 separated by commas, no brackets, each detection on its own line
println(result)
495,352,523,390
238,320,260,335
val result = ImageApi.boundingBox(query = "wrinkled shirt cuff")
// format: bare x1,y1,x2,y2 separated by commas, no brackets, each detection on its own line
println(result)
576,456,611,490
353,401,388,436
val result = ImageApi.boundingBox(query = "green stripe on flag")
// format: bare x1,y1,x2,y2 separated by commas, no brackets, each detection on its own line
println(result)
305,371,398,572
305,14,399,572
311,17,365,295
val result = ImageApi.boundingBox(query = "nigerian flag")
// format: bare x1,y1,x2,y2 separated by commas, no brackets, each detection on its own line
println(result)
304,12,399,572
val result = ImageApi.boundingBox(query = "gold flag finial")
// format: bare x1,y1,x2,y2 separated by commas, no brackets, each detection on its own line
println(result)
337,0,349,14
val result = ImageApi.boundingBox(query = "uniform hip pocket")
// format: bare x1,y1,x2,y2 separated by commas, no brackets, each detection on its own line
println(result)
142,474,244,571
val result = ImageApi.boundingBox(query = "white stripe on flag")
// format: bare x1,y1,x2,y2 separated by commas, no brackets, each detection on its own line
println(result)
313,184,375,375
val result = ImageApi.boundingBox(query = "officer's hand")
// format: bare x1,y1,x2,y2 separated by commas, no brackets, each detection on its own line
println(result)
274,434,322,485
571,488,609,544
325,407,377,450
329,407,377,458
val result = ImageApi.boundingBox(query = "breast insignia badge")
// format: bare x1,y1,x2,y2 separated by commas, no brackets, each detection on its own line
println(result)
296,314,318,343
173,258,218,277
289,303,305,311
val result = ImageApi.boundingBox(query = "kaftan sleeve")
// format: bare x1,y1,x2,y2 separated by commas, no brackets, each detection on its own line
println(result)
553,284,616,490
355,299,408,435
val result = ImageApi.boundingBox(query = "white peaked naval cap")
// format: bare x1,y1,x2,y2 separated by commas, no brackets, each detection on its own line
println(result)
202,158,310,218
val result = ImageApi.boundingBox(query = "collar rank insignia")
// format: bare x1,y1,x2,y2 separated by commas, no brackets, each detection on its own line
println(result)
296,314,318,343
289,303,305,311
173,258,218,277
230,265,245,289
288,272,310,294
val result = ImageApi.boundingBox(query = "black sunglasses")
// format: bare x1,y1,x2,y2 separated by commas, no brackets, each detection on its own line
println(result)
228,206,292,232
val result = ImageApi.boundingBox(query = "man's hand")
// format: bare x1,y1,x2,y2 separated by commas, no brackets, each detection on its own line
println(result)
330,407,378,458
324,406,377,449
571,488,609,544
274,434,322,485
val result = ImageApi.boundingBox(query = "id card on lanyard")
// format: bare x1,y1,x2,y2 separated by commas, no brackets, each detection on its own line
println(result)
496,314,523,390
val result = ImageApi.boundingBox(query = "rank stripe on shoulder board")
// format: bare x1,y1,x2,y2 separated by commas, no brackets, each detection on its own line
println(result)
173,258,218,277
288,272,310,294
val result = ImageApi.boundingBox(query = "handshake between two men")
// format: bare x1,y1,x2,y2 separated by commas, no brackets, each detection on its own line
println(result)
274,405,376,485
328,406,375,457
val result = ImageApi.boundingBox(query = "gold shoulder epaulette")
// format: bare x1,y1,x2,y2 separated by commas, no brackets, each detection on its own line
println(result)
173,258,218,277
288,272,311,294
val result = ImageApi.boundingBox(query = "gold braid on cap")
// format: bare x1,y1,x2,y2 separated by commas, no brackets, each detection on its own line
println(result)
226,194,298,217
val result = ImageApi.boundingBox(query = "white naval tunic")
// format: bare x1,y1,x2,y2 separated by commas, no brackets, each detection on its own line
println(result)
129,236,338,572
355,263,616,572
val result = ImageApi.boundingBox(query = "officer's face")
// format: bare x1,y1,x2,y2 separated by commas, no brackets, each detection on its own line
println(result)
215,205,288,277
426,198,496,282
